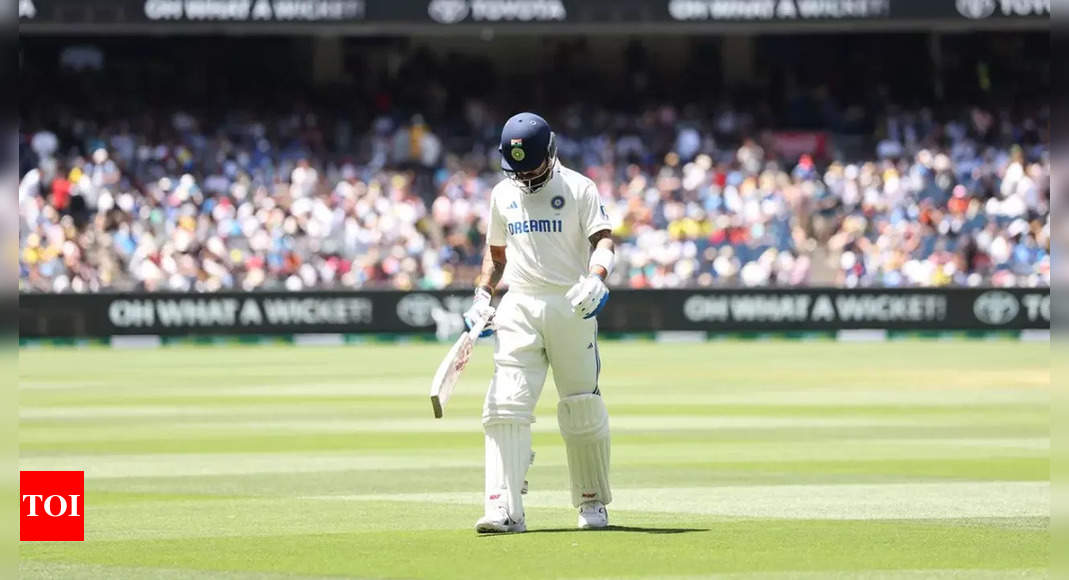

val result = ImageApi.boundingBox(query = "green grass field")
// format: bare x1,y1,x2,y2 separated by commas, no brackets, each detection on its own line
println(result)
18,340,1049,579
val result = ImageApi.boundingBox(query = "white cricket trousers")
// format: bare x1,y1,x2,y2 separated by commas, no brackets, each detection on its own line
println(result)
483,289,601,424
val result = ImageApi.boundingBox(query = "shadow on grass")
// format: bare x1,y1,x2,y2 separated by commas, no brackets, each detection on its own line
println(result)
481,526,709,536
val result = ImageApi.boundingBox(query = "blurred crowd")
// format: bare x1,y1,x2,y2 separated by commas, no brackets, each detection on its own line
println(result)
18,98,1049,293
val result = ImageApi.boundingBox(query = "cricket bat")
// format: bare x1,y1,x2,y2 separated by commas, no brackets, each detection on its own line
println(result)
429,316,488,418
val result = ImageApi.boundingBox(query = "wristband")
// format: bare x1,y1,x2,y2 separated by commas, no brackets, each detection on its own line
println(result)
589,247,614,277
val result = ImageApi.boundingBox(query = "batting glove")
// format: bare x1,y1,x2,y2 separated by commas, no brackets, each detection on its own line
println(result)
463,287,496,337
566,275,609,320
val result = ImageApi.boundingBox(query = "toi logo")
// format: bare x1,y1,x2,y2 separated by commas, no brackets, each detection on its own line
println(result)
20,471,85,541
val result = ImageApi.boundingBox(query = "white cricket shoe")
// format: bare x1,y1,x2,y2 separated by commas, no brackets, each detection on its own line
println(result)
577,501,608,529
475,506,526,534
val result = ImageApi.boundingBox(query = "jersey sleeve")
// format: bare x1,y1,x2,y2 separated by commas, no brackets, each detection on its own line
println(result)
486,191,507,246
579,181,612,238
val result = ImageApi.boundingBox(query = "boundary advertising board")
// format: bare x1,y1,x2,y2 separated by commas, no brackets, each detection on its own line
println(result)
19,288,1050,338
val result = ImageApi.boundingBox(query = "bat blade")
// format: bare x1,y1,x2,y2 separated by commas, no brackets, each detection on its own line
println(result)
429,317,487,418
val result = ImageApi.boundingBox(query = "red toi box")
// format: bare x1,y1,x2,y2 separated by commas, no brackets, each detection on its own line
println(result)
20,471,85,541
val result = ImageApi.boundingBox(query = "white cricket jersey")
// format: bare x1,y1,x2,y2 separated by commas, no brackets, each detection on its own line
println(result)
487,164,612,292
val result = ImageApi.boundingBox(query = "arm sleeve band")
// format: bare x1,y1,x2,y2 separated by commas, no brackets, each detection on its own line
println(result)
589,247,614,277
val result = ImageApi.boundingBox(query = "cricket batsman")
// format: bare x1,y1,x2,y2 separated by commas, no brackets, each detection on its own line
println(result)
463,112,614,533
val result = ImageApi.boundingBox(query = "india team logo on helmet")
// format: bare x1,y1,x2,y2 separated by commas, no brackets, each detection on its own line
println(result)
510,138,526,162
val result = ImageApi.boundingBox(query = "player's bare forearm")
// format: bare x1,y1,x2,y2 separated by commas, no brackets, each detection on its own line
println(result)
588,230,614,280
476,245,507,295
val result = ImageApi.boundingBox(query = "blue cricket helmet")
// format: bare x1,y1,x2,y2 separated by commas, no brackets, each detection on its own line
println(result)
499,112,557,193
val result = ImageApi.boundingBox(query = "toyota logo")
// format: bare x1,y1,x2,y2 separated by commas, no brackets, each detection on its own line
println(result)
956,0,997,19
397,293,443,327
973,291,1020,325
428,0,469,23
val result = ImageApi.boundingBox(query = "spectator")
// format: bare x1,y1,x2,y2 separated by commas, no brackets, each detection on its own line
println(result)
18,97,1049,293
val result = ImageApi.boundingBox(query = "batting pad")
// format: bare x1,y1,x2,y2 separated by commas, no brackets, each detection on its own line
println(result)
484,421,532,521
557,393,612,507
